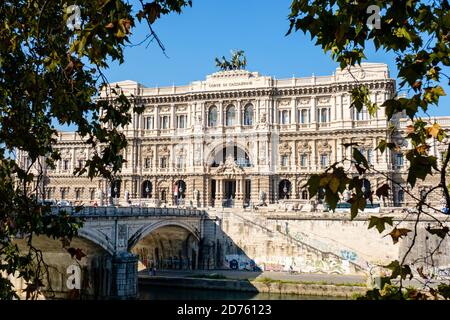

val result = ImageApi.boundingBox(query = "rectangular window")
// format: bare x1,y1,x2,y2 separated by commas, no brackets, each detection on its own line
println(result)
144,158,151,169
77,160,84,168
61,189,66,200
367,149,373,164
90,189,95,201
281,155,289,167
75,190,81,200
146,116,154,129
160,116,169,129
63,160,69,170
177,157,185,169
396,154,404,167
177,115,187,129
300,109,309,124
280,110,289,124
300,154,307,167
160,157,167,168
320,154,329,167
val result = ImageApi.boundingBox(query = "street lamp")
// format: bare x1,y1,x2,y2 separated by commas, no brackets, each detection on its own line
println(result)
114,186,118,205
145,185,150,199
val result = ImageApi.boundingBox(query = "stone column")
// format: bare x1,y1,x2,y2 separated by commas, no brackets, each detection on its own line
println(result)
218,101,224,127
216,179,223,207
311,96,317,126
235,178,244,208
237,100,242,127
111,252,138,300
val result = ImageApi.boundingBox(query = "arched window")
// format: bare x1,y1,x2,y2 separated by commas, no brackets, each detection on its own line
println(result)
208,106,218,127
161,190,167,202
111,180,121,198
142,180,152,198
278,180,291,200
302,190,308,200
243,104,253,126
226,105,235,126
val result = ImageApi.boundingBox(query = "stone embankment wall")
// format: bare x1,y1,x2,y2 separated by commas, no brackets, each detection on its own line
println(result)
204,209,450,277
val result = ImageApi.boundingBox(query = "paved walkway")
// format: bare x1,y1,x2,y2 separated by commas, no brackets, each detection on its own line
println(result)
138,269,367,285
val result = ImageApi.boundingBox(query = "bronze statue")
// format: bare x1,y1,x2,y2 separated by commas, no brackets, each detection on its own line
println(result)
215,50,247,71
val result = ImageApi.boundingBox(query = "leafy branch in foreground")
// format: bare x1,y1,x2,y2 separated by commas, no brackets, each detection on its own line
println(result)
0,0,191,299
289,0,450,299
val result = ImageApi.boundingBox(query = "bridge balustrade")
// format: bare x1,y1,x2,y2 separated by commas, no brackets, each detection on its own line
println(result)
50,205,205,217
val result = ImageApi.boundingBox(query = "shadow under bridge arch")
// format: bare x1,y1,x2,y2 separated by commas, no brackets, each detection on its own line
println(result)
128,220,201,270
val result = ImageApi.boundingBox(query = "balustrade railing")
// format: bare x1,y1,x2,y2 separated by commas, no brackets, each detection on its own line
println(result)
51,206,206,217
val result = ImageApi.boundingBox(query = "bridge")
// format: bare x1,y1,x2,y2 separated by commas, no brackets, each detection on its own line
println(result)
10,206,210,300
10,206,450,300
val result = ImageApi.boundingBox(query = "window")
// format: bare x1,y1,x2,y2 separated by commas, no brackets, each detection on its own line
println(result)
90,189,95,201
302,190,308,200
160,157,167,168
177,115,187,129
398,190,404,203
300,154,307,167
63,160,69,170
300,109,309,124
160,116,169,129
243,104,253,125
367,149,373,164
144,157,151,169
145,116,154,129
75,189,81,200
226,105,235,126
355,107,368,120
208,106,218,127
395,153,404,167
281,155,289,167
77,160,84,169
320,154,329,167
61,189,66,200
320,108,329,123
280,110,289,124
176,157,185,169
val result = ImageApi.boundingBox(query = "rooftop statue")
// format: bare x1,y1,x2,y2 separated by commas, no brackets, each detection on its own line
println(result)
215,50,247,71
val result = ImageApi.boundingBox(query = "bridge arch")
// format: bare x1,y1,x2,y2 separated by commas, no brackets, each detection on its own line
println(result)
78,228,116,255
128,220,201,270
128,220,200,250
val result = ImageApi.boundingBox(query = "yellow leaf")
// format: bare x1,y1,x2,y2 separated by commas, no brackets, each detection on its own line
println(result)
329,177,340,194
427,123,441,138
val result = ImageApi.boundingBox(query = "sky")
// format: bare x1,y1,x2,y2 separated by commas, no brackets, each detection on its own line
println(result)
68,0,449,132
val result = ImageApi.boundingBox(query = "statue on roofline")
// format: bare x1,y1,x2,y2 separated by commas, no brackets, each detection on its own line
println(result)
215,50,247,71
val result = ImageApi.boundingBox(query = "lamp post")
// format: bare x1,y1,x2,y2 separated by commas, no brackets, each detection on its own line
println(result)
145,185,150,199
114,186,118,205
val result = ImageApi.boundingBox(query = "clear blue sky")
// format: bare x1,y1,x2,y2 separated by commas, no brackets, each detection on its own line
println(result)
88,0,449,127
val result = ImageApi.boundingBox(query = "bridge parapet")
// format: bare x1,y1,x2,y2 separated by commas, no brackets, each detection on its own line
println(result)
51,206,207,218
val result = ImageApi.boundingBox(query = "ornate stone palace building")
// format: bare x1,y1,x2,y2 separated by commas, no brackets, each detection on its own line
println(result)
17,63,450,209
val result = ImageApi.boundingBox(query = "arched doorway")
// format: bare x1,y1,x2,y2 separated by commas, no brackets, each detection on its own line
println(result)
210,145,251,167
111,180,121,199
141,180,152,198
174,180,186,205
278,179,291,199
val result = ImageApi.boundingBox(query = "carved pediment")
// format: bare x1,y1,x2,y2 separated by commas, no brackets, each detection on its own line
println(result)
214,156,245,175
279,142,292,155
158,145,170,156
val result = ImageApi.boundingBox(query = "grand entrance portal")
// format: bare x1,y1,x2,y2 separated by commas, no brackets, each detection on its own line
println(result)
223,180,236,207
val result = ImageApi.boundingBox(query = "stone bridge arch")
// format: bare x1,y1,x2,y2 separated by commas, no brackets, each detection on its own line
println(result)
78,227,115,255
127,219,201,250
128,219,201,271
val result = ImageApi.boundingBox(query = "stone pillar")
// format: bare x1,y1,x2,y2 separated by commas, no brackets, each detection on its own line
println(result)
235,178,244,208
216,179,223,207
111,252,138,300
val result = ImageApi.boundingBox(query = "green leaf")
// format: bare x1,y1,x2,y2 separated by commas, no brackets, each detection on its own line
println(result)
368,216,393,233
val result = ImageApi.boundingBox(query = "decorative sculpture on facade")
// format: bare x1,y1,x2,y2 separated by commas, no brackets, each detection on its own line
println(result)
215,50,247,71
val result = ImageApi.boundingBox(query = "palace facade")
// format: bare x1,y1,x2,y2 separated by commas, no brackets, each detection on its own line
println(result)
17,63,450,209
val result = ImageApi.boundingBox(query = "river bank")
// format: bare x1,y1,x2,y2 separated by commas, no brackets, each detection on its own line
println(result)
138,270,368,298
